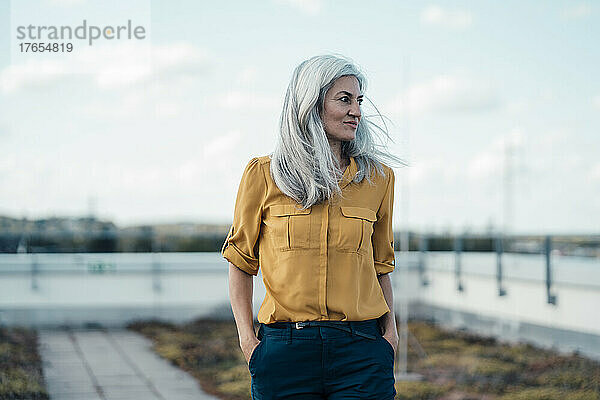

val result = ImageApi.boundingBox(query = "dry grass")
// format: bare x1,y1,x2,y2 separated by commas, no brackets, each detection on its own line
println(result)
0,327,48,400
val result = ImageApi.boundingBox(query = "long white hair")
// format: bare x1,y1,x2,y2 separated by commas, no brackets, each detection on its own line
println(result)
270,54,406,208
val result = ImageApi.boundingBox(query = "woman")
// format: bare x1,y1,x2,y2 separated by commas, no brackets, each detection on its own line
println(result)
221,54,405,400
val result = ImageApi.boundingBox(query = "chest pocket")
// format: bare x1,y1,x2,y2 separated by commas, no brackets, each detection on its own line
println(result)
270,205,312,251
338,206,377,253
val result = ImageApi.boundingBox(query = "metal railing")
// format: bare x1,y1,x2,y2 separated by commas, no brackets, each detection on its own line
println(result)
413,234,600,306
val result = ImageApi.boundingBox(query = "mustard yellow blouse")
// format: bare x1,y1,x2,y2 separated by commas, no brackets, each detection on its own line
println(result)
221,155,395,324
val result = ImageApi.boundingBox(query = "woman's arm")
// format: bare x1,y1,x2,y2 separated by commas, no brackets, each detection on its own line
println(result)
228,262,260,364
377,272,399,353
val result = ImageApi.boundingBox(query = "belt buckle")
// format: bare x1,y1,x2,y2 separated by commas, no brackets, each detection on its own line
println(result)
295,322,307,329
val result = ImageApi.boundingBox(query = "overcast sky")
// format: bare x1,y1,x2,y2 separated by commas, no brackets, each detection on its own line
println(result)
0,0,598,234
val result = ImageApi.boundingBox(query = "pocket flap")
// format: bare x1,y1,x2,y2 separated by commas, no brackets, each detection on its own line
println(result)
270,204,311,216
340,206,377,222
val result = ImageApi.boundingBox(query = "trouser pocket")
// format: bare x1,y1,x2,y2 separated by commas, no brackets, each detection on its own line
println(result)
379,334,395,357
249,324,266,375
248,339,265,374
250,334,324,399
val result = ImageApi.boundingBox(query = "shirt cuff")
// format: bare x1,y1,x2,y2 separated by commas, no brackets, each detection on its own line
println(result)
222,242,259,276
374,260,395,275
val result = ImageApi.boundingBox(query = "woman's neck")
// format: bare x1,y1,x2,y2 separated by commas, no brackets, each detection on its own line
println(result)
329,139,349,172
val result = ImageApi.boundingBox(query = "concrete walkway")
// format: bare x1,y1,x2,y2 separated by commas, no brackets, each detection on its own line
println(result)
38,328,220,400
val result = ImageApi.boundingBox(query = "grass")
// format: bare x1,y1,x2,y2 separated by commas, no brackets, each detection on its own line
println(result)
128,317,600,400
0,326,48,400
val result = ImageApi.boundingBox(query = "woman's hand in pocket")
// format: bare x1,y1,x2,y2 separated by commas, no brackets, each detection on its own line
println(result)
240,336,261,365
383,332,398,355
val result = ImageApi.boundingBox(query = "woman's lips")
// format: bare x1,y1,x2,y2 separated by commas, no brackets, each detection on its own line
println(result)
344,122,358,129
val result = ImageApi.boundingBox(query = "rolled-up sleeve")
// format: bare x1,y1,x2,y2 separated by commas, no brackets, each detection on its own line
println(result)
372,167,395,275
221,157,265,276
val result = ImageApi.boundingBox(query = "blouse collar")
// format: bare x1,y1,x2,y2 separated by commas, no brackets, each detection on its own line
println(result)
340,156,357,189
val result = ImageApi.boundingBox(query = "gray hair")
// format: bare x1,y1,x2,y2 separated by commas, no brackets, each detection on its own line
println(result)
270,54,406,208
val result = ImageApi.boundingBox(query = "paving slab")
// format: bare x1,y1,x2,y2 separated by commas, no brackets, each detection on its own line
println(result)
39,328,220,400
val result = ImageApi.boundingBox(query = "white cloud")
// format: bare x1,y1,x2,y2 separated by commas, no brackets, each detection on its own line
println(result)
467,128,524,181
562,3,592,19
504,90,556,115
387,74,500,117
468,150,502,181
505,98,530,115
45,0,86,6
421,5,472,29
274,0,322,15
237,66,259,86
154,101,182,119
202,131,242,167
78,91,148,119
407,159,458,186
0,42,211,94
73,75,209,121
0,60,73,93
0,153,209,218
589,163,600,183
217,90,279,110
0,153,17,179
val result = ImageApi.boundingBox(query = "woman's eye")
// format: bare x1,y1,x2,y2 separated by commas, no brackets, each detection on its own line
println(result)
357,99,363,105
339,96,350,103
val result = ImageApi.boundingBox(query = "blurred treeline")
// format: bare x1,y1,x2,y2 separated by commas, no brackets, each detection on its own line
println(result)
0,229,226,253
1,215,598,255
1,230,598,256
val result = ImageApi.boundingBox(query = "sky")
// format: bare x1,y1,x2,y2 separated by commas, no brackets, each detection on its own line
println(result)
0,0,598,235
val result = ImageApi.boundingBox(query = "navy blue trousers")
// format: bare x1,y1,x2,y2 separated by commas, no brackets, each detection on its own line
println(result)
248,319,396,399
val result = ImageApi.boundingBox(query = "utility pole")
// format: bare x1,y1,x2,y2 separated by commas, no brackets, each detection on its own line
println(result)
503,136,515,235
87,195,98,220
396,53,422,382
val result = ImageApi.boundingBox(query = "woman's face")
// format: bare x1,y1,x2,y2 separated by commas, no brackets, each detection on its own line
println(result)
321,75,363,142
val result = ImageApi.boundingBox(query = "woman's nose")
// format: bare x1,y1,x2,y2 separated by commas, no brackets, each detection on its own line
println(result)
349,100,361,119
